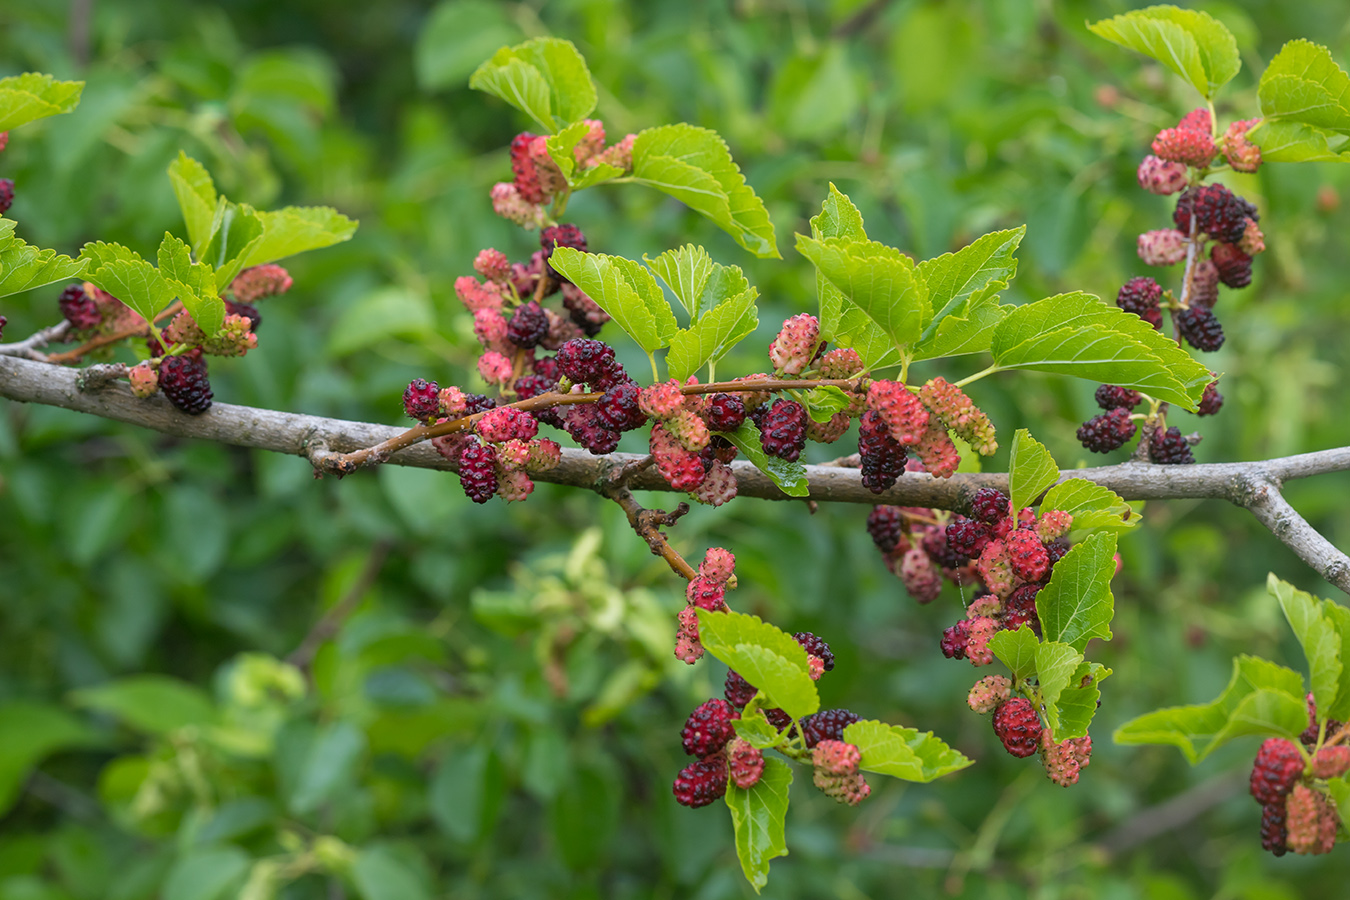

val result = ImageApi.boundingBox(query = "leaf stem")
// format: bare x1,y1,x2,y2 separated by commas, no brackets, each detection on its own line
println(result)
953,364,1001,389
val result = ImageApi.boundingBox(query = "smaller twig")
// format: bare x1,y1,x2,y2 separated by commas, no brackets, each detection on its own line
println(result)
44,302,183,365
598,459,698,581
1237,476,1350,594
287,540,393,670
0,321,73,360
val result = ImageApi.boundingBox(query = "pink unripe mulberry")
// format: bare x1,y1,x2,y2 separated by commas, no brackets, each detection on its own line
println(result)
691,459,738,507
456,275,504,313
913,419,961,478
1151,110,1216,167
867,380,929,445
768,313,820,375
687,575,728,612
128,361,159,398
490,181,546,230
1137,229,1187,266
475,407,539,443
229,264,292,302
966,594,1002,619
474,248,511,283
495,467,534,502
524,438,562,472
640,380,686,418
727,739,765,789
976,539,1015,598
1286,784,1338,855
1035,510,1073,541
665,408,710,452
1239,218,1265,256
817,347,864,379
438,386,468,418
1223,118,1262,173
164,310,205,346
1251,738,1305,805
1005,530,1051,583
473,308,510,352
965,616,1000,667
812,740,870,805
477,351,514,386
651,424,707,491
592,133,636,171
900,547,942,604
806,412,851,444
699,548,736,584
919,377,997,456
572,119,607,164
1136,154,1189,195
1312,745,1350,779
674,606,704,664
1040,730,1083,787
968,675,1012,713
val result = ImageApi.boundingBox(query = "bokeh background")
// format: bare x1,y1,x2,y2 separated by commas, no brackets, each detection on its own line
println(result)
2,0,1350,897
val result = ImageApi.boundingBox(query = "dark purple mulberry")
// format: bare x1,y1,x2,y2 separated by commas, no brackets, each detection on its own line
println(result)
941,619,971,660
1077,408,1137,453
970,488,1009,525
672,755,728,808
1116,277,1163,329
724,670,757,709
1095,384,1141,411
1174,184,1256,244
1211,242,1253,288
1149,426,1195,465
706,393,747,432
0,178,13,215
945,515,990,560
58,284,102,331
1177,307,1225,352
792,632,835,671
866,505,904,553
800,709,861,749
458,438,498,503
563,403,620,454
681,699,740,758
158,354,213,415
859,410,908,494
1196,382,1223,417
506,300,549,349
758,399,807,461
540,223,588,282
596,382,647,431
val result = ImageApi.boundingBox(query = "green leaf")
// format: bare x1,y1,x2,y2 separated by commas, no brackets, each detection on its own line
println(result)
809,184,873,345
909,296,1009,362
917,226,1024,334
1246,119,1350,163
244,205,356,268
548,248,665,353
990,291,1209,410
1035,642,1089,737
287,721,366,815
351,844,431,900
1208,689,1309,748
1037,532,1117,653
328,286,434,356
724,757,791,894
1257,39,1350,134
1328,776,1350,832
803,385,853,422
202,202,265,288
0,72,84,132
1041,478,1138,532
695,609,818,720
158,233,223,336
842,719,973,783
989,626,1040,681
644,244,714,320
1322,603,1350,722
429,744,505,844
0,702,100,815
0,221,87,298
1114,655,1306,763
1053,663,1112,740
78,242,174,325
167,153,219,256
610,255,678,344
796,235,930,347
1007,428,1060,513
1088,6,1240,99
732,709,784,750
721,420,810,498
162,846,250,900
1267,574,1343,720
469,37,596,132
665,289,758,381
570,160,625,190
543,119,590,181
631,124,778,258
70,675,215,735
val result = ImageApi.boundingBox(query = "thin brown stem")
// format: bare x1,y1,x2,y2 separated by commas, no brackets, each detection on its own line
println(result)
44,302,183,364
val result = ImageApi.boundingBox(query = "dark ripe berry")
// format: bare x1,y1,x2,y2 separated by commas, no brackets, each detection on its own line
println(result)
706,393,747,431
1211,242,1253,288
1149,426,1195,465
596,381,647,431
58,284,102,331
1095,384,1141,411
540,223,588,281
158,354,214,414
1261,802,1289,857
1044,539,1071,566
759,399,807,461
1077,408,1137,453
1116,277,1163,329
941,619,971,660
403,378,441,421
1174,183,1256,244
513,373,564,428
463,393,497,415
922,526,965,570
506,300,549,349
992,698,1042,758
724,670,757,709
1177,307,1225,352
224,300,261,332
458,438,498,503
867,505,904,553
681,698,740,757
793,632,835,671
555,338,616,387
970,488,1010,525
0,178,13,215
800,709,861,749
1250,738,1304,806
562,403,620,454
945,515,990,560
0,316,5,340
859,410,908,494
533,355,561,381
672,755,728,808
764,708,794,732
1196,381,1224,417
1003,583,1042,635
700,437,738,471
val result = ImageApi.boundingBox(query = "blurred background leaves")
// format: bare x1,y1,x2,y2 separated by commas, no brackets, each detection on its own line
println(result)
1,0,1349,896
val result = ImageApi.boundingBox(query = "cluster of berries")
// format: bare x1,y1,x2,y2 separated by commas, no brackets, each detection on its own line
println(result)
866,500,978,603
967,682,1094,785
492,122,635,230
0,130,12,215
1249,709,1349,857
54,265,289,415
674,548,738,663
859,375,997,493
1076,377,1220,463
674,620,870,807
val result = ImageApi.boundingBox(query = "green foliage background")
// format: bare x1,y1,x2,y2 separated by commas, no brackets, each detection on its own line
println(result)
2,0,1350,896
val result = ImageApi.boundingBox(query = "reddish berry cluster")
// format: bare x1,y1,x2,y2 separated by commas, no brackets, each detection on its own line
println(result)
1248,736,1343,856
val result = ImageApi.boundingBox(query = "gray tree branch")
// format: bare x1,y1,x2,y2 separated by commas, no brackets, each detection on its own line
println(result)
2,353,1348,592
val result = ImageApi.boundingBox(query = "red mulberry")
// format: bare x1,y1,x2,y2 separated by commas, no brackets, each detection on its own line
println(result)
158,354,213,415
458,438,499,503
1250,738,1304,806
759,399,807,461
1077,408,1136,453
992,698,1041,758
681,698,740,758
673,755,728,808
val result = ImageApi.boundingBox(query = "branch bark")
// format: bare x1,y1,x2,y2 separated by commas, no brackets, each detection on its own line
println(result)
3,352,1348,592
